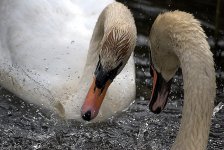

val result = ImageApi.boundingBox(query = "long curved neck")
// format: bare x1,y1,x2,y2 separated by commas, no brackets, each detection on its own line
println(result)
172,41,216,150
84,10,104,70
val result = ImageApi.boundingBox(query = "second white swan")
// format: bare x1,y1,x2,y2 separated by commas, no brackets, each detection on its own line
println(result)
149,11,216,150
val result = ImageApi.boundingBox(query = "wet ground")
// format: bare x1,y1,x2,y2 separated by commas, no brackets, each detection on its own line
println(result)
0,0,224,149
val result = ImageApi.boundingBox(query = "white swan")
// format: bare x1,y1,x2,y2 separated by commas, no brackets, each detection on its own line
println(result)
148,11,216,150
0,1,137,121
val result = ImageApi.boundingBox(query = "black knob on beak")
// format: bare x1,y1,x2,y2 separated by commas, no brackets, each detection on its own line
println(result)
82,110,92,121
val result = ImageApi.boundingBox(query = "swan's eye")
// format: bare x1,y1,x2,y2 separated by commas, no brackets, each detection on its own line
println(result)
94,60,105,89
149,51,154,77
95,55,102,75
150,65,154,77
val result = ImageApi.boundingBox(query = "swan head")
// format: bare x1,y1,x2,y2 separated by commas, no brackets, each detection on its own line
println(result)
148,11,191,113
81,27,136,121
148,37,179,114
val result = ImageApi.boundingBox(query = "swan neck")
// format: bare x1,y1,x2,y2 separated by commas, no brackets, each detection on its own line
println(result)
84,11,104,69
172,47,216,150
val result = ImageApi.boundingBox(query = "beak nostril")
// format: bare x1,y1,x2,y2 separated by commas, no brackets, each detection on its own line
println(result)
82,110,92,121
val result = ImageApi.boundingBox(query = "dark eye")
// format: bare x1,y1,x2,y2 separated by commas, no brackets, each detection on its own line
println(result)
150,65,154,77
149,51,154,77
95,61,101,75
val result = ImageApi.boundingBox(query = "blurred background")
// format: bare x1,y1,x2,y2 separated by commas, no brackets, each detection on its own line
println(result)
0,0,223,149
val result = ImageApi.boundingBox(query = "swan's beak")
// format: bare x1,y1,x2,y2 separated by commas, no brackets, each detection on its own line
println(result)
149,65,172,114
81,77,111,121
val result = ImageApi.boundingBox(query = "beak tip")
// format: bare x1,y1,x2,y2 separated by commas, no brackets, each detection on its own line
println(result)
149,104,162,114
153,107,162,114
81,110,92,121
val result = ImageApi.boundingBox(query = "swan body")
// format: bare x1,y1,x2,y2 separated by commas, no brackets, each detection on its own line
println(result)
0,1,137,121
149,11,216,150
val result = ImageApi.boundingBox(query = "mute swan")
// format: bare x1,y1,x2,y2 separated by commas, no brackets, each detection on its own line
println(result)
149,11,216,150
0,1,137,121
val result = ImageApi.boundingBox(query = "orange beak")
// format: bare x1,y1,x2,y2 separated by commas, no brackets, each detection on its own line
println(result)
81,77,111,121
149,65,172,114
151,65,158,98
